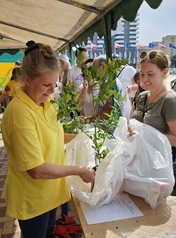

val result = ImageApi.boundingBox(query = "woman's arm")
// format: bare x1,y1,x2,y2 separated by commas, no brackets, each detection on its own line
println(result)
126,84,138,93
166,120,176,147
0,94,8,104
78,79,88,106
27,162,95,183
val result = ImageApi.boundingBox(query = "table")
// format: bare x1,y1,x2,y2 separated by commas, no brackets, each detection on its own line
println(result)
73,194,176,238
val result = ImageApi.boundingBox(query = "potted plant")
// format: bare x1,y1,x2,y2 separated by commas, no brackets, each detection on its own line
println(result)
51,58,127,168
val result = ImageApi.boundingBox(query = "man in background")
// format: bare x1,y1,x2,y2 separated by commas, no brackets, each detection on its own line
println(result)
67,47,88,91
58,54,71,91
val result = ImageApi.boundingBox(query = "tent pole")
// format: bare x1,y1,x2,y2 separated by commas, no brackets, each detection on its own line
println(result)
103,15,112,61
69,43,75,66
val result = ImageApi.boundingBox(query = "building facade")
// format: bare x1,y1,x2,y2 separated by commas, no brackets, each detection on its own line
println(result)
86,14,140,67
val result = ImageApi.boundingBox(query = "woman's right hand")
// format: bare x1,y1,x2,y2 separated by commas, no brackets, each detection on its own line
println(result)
127,125,135,137
79,166,95,183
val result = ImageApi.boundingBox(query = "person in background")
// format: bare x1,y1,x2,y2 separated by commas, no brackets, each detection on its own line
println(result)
82,56,122,124
0,67,21,111
53,71,63,101
1,41,95,238
127,71,146,118
131,71,146,109
58,54,71,91
78,58,99,117
112,54,136,120
67,47,88,91
117,63,136,100
112,53,120,62
129,50,176,195
112,53,136,100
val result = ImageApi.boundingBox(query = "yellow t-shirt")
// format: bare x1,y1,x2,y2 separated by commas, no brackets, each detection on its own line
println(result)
9,81,20,97
1,88,70,220
2,80,18,96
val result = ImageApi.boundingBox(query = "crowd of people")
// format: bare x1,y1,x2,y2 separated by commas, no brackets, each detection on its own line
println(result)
1,42,176,237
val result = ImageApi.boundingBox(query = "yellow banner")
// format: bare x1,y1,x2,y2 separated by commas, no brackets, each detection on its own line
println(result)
0,63,15,89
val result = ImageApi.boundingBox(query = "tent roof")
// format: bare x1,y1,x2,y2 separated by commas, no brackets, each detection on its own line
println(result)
0,0,163,51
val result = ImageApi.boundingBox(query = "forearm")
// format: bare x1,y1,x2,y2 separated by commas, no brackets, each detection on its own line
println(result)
78,88,86,101
27,162,95,183
28,162,82,179
0,94,8,104
126,84,138,93
85,101,112,123
165,134,176,147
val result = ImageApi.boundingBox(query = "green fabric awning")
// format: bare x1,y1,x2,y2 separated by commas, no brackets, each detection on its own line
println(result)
0,49,20,56
0,51,23,62
61,0,163,52
0,0,163,53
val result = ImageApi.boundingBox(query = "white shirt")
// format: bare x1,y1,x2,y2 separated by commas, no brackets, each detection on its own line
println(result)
67,65,83,91
118,65,136,98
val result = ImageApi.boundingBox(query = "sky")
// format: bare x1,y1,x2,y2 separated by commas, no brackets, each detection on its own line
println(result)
139,0,176,45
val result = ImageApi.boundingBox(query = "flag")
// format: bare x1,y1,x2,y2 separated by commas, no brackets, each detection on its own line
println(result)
91,43,97,50
115,43,121,49
99,43,105,49
126,43,133,49
169,43,176,49
149,43,156,49
159,43,166,49
137,44,143,49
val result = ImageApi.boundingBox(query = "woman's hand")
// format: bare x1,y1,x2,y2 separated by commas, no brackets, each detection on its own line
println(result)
126,84,138,93
127,125,135,137
79,166,95,183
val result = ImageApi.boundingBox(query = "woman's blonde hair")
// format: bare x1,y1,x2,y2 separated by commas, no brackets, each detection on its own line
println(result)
21,41,59,79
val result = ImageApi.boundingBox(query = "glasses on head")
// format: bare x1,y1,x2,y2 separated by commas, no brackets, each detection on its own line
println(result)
140,51,157,60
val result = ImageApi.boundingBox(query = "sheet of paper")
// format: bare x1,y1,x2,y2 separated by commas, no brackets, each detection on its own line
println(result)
80,194,144,225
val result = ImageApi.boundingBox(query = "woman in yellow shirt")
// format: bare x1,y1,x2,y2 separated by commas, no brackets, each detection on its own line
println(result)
0,67,21,110
1,40,95,238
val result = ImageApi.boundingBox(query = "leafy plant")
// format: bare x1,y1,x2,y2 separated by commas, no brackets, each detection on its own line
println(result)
51,58,127,168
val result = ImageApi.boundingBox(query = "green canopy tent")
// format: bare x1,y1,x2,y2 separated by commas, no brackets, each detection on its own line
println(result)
0,0,163,58
59,0,163,61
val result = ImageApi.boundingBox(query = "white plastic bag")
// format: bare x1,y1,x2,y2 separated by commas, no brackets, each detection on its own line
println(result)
122,91,132,122
65,128,125,207
65,117,174,208
120,118,175,209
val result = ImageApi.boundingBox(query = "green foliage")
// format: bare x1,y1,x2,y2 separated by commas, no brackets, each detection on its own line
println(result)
51,58,127,167
50,82,82,133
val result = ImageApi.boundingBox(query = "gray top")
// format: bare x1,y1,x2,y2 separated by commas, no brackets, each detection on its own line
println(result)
132,90,176,134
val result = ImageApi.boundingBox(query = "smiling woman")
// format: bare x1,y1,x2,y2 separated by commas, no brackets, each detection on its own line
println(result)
1,41,95,238
130,49,176,196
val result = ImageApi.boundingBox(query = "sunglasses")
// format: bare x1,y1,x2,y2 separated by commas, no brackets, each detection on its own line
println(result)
140,51,157,60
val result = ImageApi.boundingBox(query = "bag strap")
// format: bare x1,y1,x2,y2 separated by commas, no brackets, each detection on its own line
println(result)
117,66,126,77
142,93,148,118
